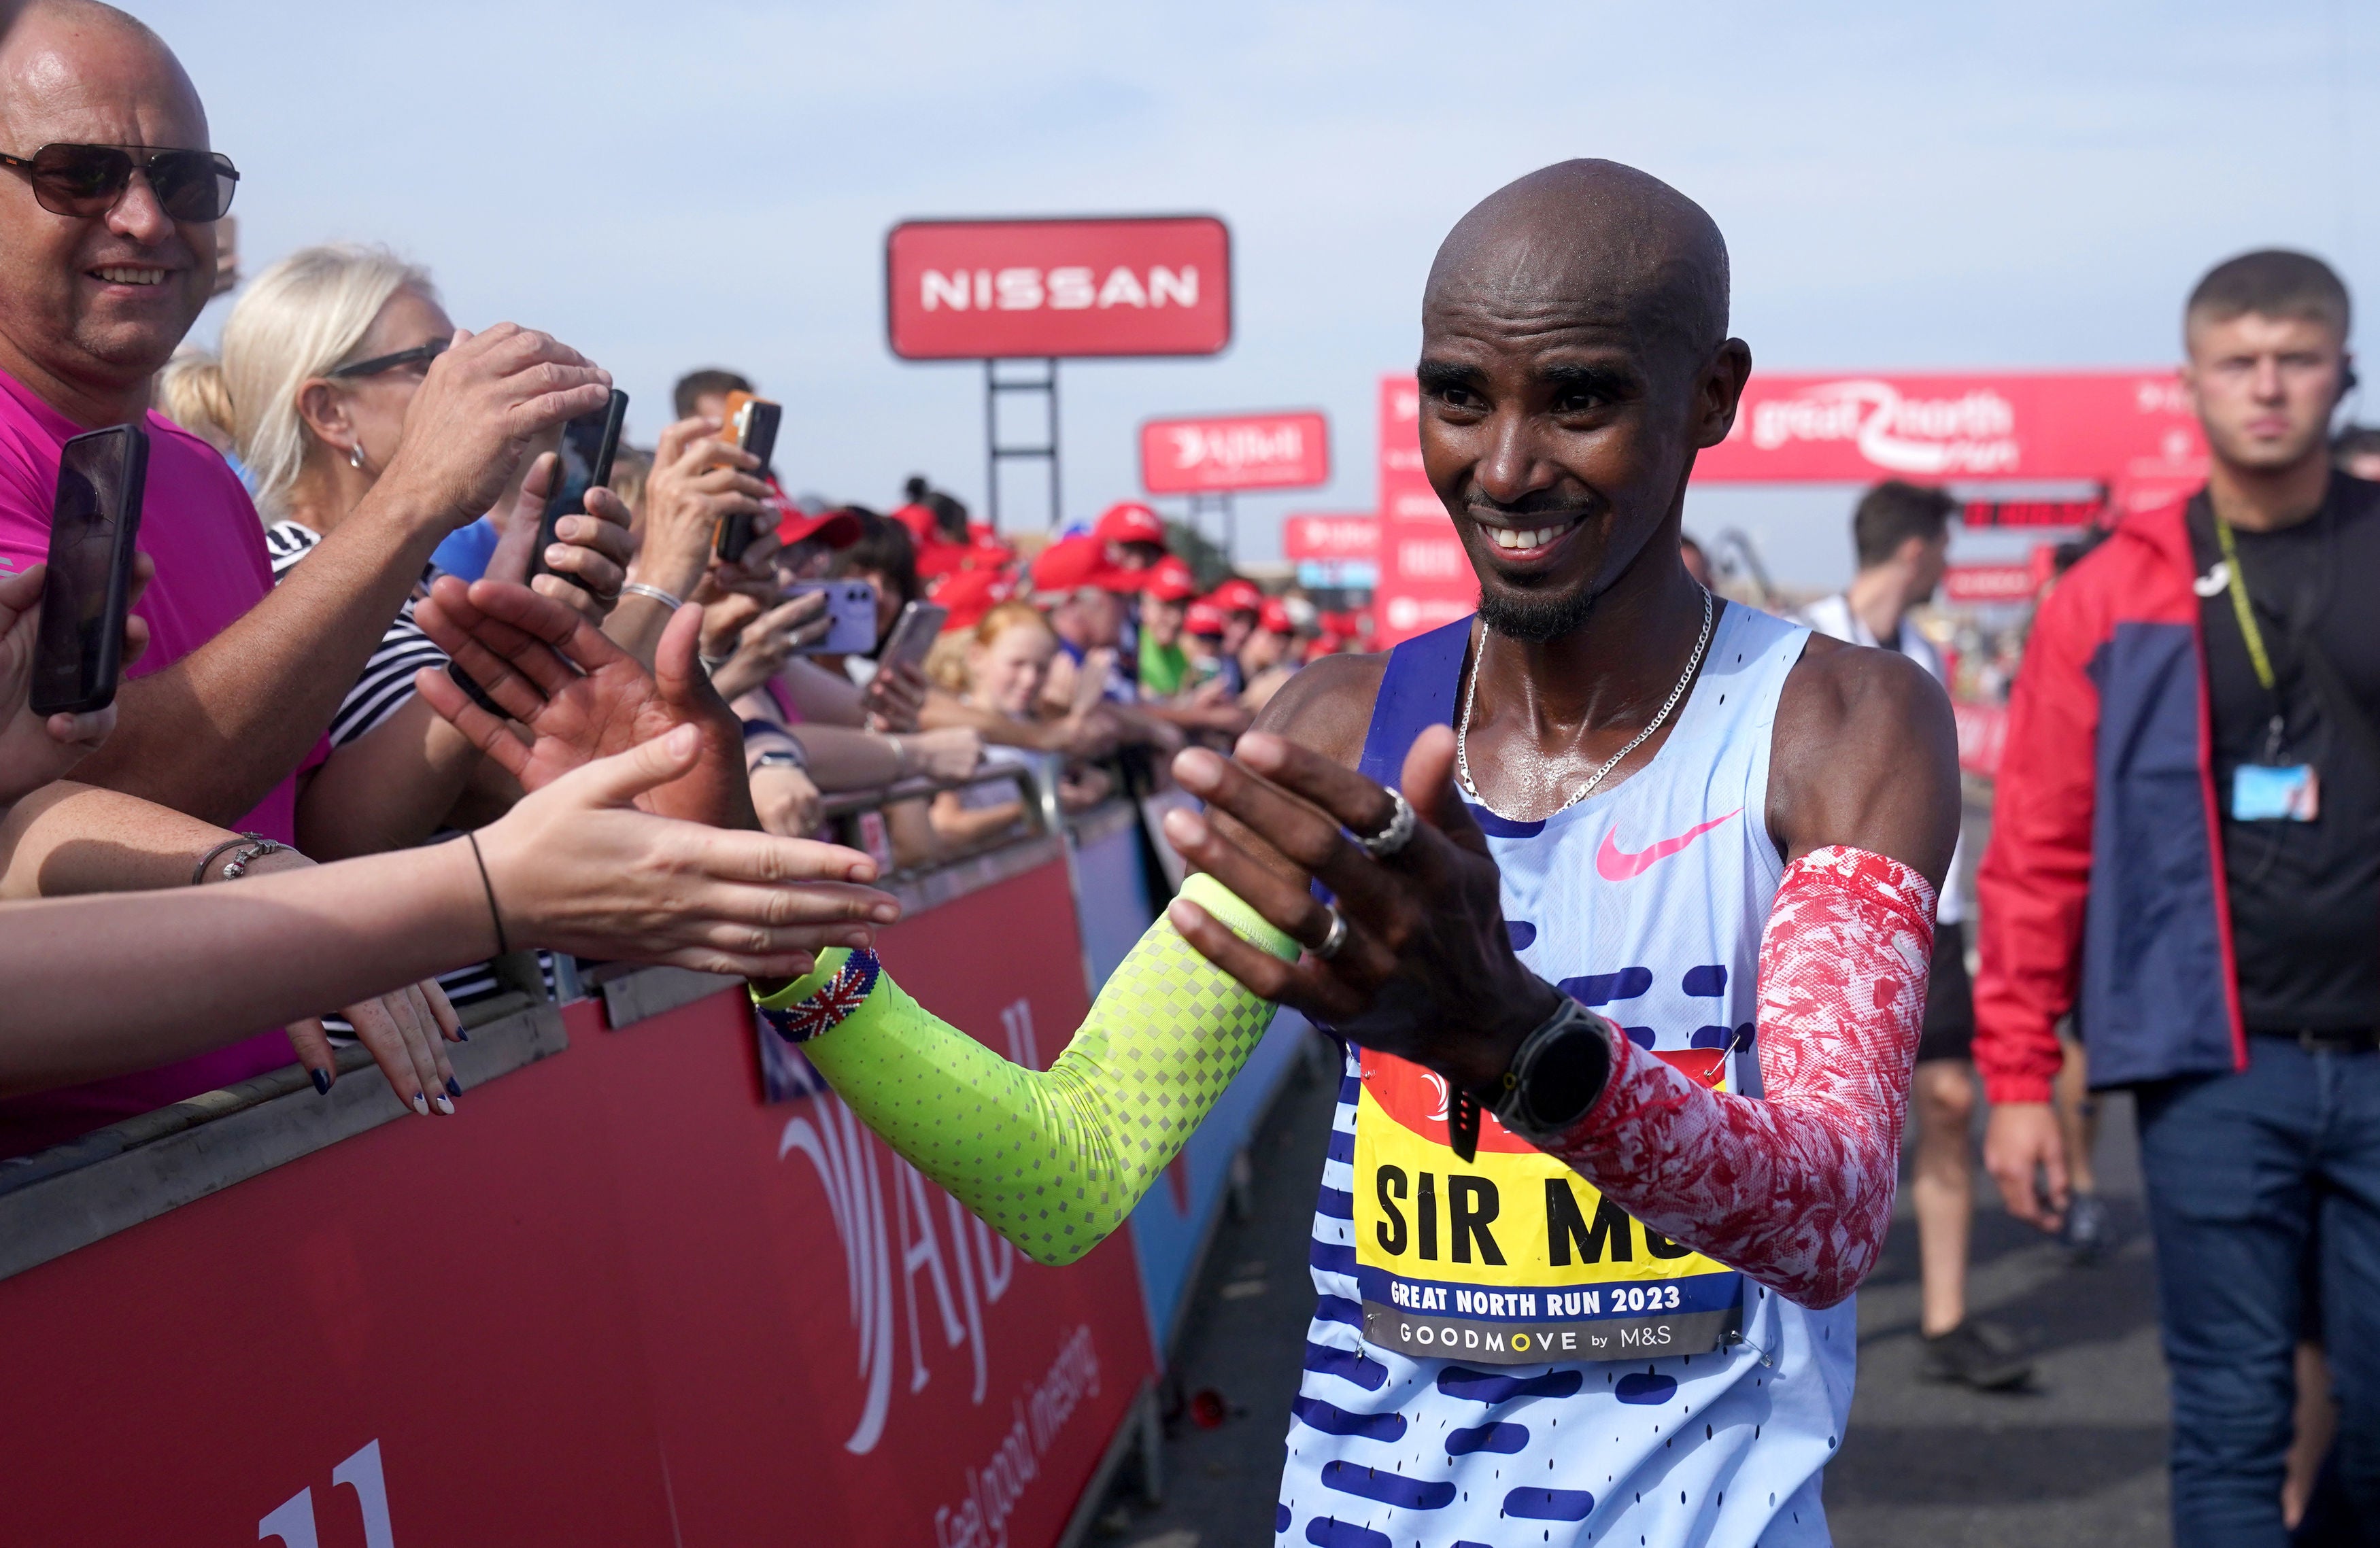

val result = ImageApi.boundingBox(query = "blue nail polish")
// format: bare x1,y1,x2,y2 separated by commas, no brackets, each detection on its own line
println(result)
311,1069,331,1095
445,1076,462,1099
455,1027,469,1042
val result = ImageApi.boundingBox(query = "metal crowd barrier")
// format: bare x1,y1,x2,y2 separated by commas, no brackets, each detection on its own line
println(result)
0,757,1316,1543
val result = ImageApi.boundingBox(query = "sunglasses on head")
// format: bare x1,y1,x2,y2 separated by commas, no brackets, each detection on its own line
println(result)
0,143,238,224
328,339,450,380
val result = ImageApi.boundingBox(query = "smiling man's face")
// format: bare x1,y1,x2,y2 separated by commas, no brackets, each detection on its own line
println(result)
0,5,216,415
1415,160,1746,641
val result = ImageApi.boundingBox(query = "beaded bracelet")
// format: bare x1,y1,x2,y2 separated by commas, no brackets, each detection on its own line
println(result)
758,948,882,1044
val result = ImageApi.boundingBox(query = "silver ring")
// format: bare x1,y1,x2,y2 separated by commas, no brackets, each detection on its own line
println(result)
1359,787,1418,859
1312,905,1350,961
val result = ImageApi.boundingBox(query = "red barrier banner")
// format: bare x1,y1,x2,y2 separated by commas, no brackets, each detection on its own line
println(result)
1943,562,2047,604
1954,700,2009,777
887,217,1231,360
1961,497,2105,528
1282,513,1379,562
1374,375,1476,644
1140,410,1328,494
0,857,1153,1546
1695,371,2207,488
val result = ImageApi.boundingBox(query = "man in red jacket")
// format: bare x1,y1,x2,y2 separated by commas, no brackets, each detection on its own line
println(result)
1976,250,2380,1546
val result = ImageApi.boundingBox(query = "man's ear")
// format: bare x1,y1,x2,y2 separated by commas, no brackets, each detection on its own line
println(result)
1695,337,1754,450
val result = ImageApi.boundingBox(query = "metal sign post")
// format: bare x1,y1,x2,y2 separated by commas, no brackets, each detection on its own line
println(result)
986,358,1061,530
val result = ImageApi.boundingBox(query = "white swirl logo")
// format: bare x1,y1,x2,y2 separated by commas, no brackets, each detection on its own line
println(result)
1748,379,2020,475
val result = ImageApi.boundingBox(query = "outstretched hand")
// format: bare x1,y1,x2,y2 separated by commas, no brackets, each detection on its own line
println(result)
1161,724,1559,1091
477,723,900,978
413,577,758,829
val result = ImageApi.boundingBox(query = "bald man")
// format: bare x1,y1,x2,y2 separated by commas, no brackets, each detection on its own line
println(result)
749,160,1957,1544
0,1,615,1149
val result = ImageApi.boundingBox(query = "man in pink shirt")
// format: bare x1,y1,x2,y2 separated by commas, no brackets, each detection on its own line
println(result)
0,0,615,1148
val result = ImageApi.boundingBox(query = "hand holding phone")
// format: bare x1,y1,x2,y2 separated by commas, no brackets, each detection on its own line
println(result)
713,392,783,564
528,388,628,592
779,579,878,655
31,424,148,717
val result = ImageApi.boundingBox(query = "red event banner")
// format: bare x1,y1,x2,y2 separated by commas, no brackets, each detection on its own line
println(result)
0,859,1153,1547
1140,410,1329,494
1695,371,2205,491
887,217,1231,360
1374,375,1476,644
1943,543,2058,604
1282,513,1379,562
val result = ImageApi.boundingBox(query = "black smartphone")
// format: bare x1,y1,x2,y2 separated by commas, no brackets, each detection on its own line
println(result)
528,388,628,592
713,392,783,564
31,423,149,716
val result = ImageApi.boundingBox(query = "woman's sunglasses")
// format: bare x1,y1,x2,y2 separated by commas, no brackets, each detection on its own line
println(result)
328,339,451,380
0,143,239,224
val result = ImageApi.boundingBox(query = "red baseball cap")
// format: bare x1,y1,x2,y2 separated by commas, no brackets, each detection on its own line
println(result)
1185,598,1226,637
930,566,1015,633
889,502,939,547
1095,501,1168,551
775,504,862,550
1258,596,1296,634
1143,555,1197,603
1206,577,1263,615
1030,533,1145,594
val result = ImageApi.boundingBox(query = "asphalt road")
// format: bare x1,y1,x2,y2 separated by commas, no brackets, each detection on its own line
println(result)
1093,1044,2169,1548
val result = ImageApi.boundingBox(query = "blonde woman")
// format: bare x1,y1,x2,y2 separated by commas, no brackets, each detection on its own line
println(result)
165,245,632,858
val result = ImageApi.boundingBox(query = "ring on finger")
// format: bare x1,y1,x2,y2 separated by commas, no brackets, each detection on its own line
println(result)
1312,904,1350,961
1359,786,1418,860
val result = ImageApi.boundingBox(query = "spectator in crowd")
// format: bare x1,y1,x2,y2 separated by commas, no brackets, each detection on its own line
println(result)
672,366,751,424
1801,480,2030,1390
1095,499,1168,570
1979,249,2380,1543
1236,596,1302,712
1183,597,1229,683
1205,575,1262,695
165,243,631,860
0,0,613,1148
927,601,1111,849
2335,424,2380,481
1135,553,1198,697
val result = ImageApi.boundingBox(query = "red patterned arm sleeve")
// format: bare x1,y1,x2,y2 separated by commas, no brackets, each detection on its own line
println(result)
1540,845,1935,1309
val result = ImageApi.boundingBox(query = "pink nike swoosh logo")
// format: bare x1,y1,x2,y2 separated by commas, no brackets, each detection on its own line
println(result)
1595,809,1742,881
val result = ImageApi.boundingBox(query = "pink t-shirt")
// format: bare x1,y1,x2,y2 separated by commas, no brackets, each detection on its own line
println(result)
0,366,318,1154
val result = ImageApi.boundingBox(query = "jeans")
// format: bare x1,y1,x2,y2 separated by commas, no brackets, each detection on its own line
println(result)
2136,1037,2380,1548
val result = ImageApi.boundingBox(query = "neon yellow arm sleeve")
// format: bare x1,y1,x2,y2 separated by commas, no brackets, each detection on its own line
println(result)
755,872,1297,1267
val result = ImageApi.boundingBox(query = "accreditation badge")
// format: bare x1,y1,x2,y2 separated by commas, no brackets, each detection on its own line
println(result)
1352,1048,1743,1365
2232,762,2319,822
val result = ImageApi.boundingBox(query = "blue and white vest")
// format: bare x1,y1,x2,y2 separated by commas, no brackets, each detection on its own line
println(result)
1277,603,1852,1548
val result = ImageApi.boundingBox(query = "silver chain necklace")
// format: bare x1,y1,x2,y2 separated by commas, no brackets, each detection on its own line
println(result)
1456,587,1715,822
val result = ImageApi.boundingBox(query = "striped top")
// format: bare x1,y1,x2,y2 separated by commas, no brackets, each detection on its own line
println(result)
264,521,448,746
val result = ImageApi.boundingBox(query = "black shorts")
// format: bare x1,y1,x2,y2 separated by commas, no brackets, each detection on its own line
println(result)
1918,918,1975,1065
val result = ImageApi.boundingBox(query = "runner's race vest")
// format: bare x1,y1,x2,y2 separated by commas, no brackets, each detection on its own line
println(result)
1278,603,1854,1548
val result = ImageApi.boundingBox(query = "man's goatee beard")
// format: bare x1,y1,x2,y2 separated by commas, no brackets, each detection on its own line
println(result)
1476,583,1599,643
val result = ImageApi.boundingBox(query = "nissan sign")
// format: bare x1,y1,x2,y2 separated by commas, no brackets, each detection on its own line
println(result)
1140,410,1328,494
886,216,1231,360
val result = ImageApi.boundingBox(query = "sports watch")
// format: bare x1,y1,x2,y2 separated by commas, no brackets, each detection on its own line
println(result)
1480,994,1617,1146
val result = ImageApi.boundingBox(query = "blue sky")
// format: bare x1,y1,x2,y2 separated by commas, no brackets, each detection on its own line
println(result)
151,1,2375,587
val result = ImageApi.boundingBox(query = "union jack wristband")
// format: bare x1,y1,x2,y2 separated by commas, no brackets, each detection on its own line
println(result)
758,948,883,1044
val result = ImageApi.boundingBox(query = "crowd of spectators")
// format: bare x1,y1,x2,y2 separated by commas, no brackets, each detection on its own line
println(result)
0,0,1352,1162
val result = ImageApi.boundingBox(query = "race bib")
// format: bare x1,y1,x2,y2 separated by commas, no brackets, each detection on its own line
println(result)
1352,1048,1742,1365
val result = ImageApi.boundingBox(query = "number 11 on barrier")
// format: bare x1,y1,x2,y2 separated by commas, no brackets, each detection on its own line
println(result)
258,1438,394,1548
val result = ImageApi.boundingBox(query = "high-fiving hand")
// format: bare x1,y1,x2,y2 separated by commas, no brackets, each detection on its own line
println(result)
413,578,757,830
1160,725,1560,1093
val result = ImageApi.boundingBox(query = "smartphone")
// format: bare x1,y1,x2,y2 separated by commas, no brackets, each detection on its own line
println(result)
528,388,628,591
877,600,949,674
782,579,879,655
713,392,784,564
31,423,149,715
